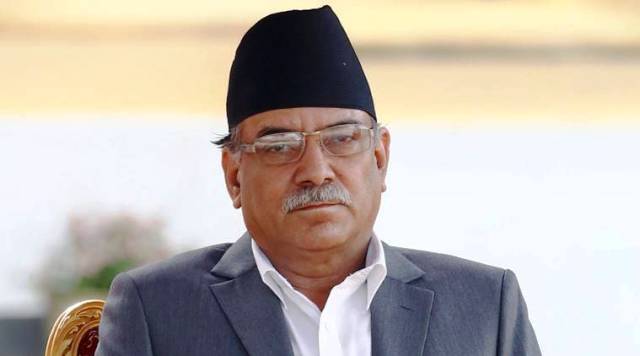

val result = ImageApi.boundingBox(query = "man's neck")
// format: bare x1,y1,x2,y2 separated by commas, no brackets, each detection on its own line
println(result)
261,238,370,310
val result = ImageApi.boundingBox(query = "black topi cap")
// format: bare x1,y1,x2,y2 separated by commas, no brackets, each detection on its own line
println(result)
226,5,376,129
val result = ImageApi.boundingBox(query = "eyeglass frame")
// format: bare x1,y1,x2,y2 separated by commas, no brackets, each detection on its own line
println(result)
230,118,382,165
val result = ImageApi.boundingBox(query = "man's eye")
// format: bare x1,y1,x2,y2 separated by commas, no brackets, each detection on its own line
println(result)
334,135,353,143
264,143,294,153
327,132,358,145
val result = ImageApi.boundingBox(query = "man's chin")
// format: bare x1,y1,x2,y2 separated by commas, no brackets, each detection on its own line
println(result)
291,224,352,251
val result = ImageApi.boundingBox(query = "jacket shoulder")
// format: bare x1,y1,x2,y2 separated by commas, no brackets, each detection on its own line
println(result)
124,242,232,286
390,245,506,286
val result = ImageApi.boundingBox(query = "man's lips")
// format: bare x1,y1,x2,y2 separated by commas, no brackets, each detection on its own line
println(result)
293,201,343,211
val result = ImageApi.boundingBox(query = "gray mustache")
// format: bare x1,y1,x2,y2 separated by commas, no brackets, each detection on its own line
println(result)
282,183,352,214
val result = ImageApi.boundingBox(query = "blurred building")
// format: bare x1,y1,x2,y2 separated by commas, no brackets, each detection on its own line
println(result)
1,0,639,123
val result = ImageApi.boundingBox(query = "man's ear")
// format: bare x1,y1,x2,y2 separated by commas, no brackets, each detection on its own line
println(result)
374,127,390,192
221,149,242,209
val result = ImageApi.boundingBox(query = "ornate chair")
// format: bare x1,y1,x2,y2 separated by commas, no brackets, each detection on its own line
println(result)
45,299,104,356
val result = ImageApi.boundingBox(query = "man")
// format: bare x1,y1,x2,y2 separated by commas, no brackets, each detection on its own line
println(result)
96,5,541,356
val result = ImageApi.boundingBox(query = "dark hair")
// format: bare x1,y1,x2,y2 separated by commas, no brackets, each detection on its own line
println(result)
211,127,239,150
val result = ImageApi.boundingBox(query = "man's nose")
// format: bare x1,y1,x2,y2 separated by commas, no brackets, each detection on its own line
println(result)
293,136,336,187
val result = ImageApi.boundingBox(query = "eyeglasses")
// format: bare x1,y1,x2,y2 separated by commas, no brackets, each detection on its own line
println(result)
237,123,378,165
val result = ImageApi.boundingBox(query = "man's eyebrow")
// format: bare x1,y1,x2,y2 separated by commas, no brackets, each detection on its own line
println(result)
256,126,295,138
256,119,363,137
330,119,361,127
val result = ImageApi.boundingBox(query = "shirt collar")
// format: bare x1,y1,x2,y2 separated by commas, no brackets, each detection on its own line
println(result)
251,239,287,304
251,234,387,310
364,233,388,309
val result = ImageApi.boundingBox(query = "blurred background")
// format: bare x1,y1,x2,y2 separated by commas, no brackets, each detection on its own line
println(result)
1,0,639,355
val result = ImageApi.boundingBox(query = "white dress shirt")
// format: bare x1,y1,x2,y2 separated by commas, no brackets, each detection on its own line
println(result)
251,236,387,356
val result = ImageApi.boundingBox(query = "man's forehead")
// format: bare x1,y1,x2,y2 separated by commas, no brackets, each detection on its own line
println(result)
238,107,371,133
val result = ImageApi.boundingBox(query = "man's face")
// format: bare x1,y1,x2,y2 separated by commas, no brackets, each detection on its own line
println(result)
221,107,390,260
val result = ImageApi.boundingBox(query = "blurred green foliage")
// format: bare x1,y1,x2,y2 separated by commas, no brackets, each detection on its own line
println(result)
75,259,136,291
38,212,172,323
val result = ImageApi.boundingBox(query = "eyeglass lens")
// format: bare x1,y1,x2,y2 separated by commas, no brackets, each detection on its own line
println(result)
253,125,372,164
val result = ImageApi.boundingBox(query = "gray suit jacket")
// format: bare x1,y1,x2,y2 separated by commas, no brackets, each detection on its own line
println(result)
96,234,541,355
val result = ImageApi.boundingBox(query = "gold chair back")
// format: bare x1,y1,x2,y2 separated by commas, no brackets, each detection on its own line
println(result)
45,299,104,356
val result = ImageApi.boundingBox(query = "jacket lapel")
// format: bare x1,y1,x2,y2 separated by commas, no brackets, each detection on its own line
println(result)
209,233,294,356
371,244,435,356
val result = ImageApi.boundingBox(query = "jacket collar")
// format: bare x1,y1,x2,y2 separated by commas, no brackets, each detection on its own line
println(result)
209,233,434,356
209,232,294,356
210,231,255,278
382,241,426,282
370,243,435,356
210,233,423,281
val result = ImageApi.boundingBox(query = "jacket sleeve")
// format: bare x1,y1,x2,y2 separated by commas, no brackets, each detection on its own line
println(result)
95,272,154,356
497,269,542,356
